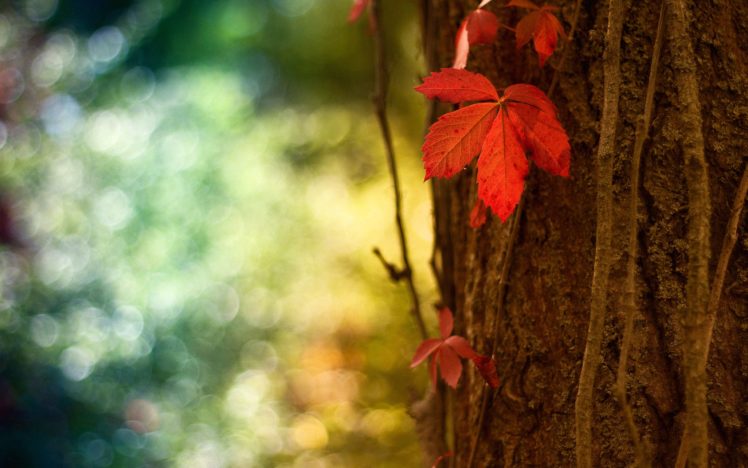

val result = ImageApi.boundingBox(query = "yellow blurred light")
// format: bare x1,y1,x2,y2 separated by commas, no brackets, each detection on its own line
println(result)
360,408,404,438
290,414,328,450
224,371,270,419
299,343,343,372
290,370,359,407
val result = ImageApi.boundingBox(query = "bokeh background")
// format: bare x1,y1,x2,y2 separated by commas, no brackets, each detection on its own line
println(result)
0,0,439,466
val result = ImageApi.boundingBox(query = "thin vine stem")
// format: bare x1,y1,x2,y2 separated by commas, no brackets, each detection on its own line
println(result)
675,165,747,468
575,0,624,466
370,0,428,340
700,165,748,373
614,4,664,466
548,0,583,96
466,195,525,468
665,0,712,466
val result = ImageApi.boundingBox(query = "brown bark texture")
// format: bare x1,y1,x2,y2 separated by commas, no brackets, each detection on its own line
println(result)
420,0,748,466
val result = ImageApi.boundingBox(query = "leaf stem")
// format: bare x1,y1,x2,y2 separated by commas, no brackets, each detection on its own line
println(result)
419,3,452,466
547,0,583,96
675,165,746,467
370,0,428,341
466,194,525,468
574,0,624,466
614,4,664,466
665,0,712,466
466,5,578,456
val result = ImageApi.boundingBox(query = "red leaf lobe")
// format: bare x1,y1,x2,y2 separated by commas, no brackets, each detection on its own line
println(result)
416,68,499,103
477,109,529,221
421,102,499,179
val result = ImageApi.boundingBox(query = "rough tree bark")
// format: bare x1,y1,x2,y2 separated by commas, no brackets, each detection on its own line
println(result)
418,0,748,466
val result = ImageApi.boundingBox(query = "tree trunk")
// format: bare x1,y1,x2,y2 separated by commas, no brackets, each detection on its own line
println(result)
420,0,747,466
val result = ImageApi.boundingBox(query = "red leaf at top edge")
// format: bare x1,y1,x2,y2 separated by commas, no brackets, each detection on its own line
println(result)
347,0,370,22
466,9,500,45
512,5,566,67
515,9,541,49
452,9,500,68
532,9,565,67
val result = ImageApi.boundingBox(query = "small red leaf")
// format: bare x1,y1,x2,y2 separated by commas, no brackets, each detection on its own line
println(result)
445,335,478,359
452,9,500,69
439,346,463,388
466,9,500,45
472,355,500,388
511,3,565,67
410,307,482,388
477,108,529,221
347,0,370,23
515,10,541,48
410,338,443,368
470,197,488,228
532,10,564,67
416,68,499,103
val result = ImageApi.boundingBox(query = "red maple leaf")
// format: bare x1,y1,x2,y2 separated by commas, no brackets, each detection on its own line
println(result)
416,68,570,221
410,308,478,388
453,8,500,69
508,0,566,67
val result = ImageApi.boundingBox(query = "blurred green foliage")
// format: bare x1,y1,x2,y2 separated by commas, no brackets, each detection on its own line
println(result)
0,0,437,466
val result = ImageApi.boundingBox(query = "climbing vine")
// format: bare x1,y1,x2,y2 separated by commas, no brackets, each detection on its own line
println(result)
350,0,744,466
349,0,572,465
